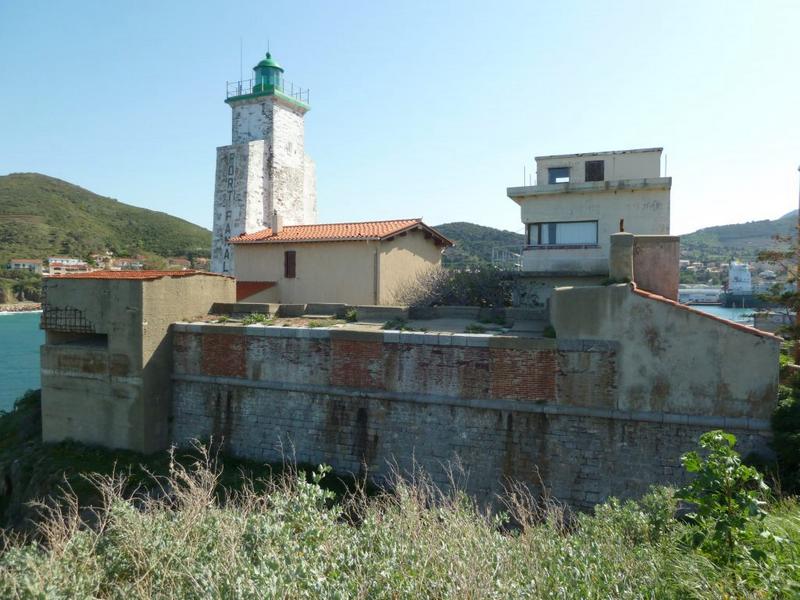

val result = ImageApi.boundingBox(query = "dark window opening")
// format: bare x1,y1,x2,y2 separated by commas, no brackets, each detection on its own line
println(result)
284,250,296,278
585,160,605,182
548,167,571,184
47,331,109,347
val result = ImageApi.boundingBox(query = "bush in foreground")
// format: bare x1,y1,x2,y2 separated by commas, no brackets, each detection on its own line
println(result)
1,443,798,599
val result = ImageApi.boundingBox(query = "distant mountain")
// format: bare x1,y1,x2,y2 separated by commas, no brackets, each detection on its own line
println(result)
0,173,211,263
681,210,797,261
434,222,525,268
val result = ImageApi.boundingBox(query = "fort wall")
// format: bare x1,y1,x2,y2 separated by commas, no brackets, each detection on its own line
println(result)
170,318,776,508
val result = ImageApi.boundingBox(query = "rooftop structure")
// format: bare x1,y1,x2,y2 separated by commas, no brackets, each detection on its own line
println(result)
40,271,235,453
507,147,671,276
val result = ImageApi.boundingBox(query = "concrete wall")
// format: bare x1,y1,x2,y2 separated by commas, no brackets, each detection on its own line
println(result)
512,183,671,274
41,274,235,453
235,233,444,306
535,148,662,184
235,240,379,305
170,324,772,509
379,230,444,304
633,235,680,300
511,274,606,309
551,284,780,419
41,279,145,450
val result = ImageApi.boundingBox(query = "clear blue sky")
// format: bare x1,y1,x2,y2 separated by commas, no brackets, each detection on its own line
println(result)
1,0,798,236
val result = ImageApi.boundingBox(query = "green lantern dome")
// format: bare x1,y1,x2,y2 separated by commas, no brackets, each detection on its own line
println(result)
253,52,284,93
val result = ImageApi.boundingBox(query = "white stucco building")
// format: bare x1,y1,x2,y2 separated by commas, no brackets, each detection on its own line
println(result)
211,52,317,275
507,148,671,275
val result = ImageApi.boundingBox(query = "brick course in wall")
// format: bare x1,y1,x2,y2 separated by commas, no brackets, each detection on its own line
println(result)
170,324,772,509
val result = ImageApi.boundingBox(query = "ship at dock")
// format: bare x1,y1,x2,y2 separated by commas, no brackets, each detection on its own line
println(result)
721,262,781,308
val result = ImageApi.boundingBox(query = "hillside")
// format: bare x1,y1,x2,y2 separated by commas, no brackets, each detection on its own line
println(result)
681,210,797,261
434,222,525,268
0,173,211,263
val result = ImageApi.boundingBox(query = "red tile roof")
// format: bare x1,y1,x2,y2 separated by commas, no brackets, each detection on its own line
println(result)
52,270,230,281
230,218,453,246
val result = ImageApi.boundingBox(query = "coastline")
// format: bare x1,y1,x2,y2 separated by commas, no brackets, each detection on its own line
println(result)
0,303,42,314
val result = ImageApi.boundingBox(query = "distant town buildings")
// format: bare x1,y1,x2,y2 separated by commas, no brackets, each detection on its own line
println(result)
7,258,42,274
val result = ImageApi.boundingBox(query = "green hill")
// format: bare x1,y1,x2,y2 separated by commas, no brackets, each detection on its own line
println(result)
0,173,211,264
681,210,797,261
434,222,525,268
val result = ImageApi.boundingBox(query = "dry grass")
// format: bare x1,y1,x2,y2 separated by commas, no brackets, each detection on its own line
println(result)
0,444,798,599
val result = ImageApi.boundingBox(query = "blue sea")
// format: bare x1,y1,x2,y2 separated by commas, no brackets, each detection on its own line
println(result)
0,312,44,412
0,305,758,414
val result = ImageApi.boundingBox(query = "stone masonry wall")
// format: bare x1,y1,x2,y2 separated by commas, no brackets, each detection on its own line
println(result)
170,325,771,509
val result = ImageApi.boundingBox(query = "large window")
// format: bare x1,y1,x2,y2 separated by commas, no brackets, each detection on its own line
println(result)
528,221,598,246
547,167,570,184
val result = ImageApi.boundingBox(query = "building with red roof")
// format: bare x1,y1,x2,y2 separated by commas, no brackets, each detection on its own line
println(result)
229,216,452,304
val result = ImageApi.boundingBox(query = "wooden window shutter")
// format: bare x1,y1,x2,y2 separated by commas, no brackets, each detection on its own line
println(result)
284,250,296,278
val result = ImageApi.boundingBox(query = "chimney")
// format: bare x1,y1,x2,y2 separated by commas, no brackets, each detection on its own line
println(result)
272,209,283,235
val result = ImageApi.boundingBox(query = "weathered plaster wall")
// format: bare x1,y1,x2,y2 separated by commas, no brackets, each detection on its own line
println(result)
632,235,680,300
170,325,773,508
211,141,265,274
513,183,671,274
234,241,379,305
212,96,317,276
41,278,144,449
511,274,606,309
550,284,780,419
41,275,235,453
535,149,662,184
379,230,444,304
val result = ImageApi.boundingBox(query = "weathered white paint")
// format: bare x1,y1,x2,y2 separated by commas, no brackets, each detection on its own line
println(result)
212,94,317,275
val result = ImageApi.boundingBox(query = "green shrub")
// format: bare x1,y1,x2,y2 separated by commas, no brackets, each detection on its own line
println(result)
465,323,486,334
543,325,556,338
344,308,358,322
772,388,800,493
382,317,411,331
242,313,272,326
677,430,770,564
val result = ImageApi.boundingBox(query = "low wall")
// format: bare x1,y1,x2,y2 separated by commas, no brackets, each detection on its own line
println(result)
170,323,773,508
551,284,780,419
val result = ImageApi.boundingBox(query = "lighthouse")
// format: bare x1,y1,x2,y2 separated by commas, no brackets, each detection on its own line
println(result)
211,52,317,275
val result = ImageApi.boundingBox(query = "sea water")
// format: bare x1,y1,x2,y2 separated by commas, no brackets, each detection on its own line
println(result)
0,312,44,412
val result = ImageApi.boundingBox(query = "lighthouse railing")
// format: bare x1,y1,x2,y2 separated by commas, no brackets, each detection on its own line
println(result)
226,78,310,104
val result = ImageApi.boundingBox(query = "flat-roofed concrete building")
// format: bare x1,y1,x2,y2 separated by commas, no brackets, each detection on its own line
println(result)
506,148,675,307
508,148,671,275
40,270,235,453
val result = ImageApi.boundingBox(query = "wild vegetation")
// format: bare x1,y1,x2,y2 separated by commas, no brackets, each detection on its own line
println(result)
0,269,42,303
0,391,799,598
434,222,525,269
394,266,512,308
0,173,211,265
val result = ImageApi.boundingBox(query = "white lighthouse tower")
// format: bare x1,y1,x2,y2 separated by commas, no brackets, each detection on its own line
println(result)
211,52,317,274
